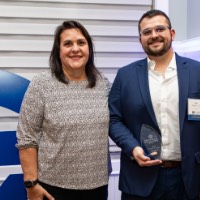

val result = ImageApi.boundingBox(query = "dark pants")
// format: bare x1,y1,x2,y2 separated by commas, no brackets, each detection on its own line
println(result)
40,181,108,200
122,166,199,200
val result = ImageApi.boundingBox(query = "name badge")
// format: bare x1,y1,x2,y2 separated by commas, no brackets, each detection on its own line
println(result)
188,98,200,120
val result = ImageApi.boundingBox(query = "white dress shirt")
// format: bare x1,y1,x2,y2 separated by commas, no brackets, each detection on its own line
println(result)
148,53,181,161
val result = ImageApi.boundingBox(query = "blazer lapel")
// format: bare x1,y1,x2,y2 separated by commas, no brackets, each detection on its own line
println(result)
137,59,158,128
176,54,189,132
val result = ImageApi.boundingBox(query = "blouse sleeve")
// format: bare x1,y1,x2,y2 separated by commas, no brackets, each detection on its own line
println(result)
16,75,45,149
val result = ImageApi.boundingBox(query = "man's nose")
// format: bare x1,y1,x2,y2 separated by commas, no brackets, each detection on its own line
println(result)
151,29,159,37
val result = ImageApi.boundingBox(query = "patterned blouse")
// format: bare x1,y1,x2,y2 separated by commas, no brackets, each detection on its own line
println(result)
16,71,110,189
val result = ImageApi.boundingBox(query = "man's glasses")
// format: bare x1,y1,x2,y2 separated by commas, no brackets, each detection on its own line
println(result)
140,25,170,37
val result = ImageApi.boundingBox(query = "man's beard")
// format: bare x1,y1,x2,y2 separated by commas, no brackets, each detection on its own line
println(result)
143,36,172,57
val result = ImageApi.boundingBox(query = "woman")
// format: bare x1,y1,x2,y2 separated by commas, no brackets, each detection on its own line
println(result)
16,20,110,200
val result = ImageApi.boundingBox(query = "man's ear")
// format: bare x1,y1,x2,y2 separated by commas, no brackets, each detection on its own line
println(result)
171,29,175,41
139,36,142,44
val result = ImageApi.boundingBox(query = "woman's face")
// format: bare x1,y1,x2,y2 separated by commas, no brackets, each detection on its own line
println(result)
59,28,89,74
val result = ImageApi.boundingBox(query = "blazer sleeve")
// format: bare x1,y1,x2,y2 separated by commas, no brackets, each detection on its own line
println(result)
109,69,140,159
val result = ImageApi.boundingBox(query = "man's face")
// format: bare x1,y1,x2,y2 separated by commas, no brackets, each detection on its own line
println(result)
139,15,175,57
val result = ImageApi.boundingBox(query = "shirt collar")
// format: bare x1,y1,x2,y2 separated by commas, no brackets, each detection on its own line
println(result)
147,53,176,71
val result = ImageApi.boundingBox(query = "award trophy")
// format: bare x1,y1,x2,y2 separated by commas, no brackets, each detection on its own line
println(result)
140,124,161,160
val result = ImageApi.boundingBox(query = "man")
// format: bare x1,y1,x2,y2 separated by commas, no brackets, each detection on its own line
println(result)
109,9,200,200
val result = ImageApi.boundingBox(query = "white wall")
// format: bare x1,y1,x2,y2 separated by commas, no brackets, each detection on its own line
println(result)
168,0,187,41
187,0,200,39
0,0,152,82
168,0,200,41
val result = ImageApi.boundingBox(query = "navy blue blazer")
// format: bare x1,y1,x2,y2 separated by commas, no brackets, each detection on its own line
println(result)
109,53,200,198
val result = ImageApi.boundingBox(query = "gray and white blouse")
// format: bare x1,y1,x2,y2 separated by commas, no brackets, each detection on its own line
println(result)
16,71,110,190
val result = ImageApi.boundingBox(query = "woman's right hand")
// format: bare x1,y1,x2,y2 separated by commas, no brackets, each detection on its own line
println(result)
27,184,54,200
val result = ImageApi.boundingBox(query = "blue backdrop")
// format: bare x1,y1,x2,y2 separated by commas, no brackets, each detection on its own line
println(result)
0,70,30,199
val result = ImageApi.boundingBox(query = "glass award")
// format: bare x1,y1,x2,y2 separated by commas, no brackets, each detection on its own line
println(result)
140,124,161,160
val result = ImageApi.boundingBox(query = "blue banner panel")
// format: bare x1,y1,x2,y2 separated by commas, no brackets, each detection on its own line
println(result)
0,71,30,199
0,70,30,113
0,174,26,199
0,131,20,166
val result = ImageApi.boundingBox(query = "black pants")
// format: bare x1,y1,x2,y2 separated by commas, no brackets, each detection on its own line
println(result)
121,166,200,200
40,181,108,200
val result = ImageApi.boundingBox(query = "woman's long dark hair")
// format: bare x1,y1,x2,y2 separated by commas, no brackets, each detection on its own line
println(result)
49,20,100,88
